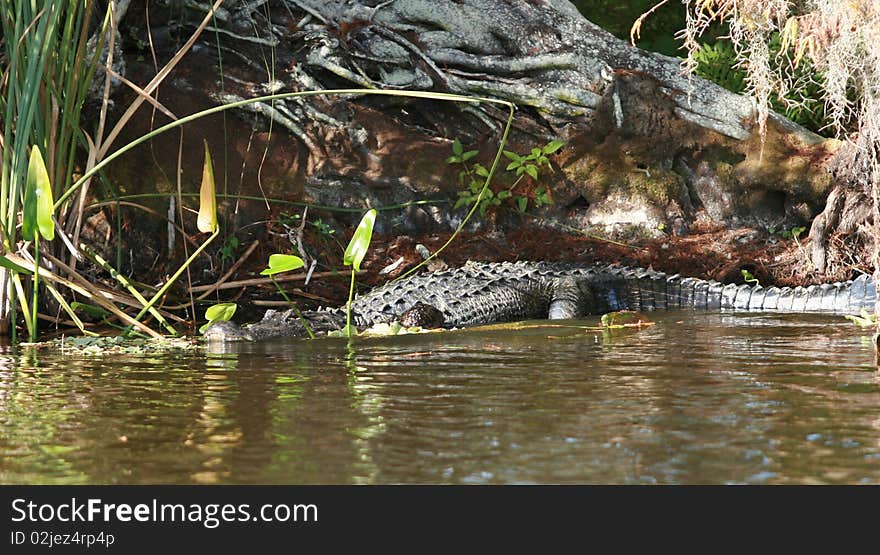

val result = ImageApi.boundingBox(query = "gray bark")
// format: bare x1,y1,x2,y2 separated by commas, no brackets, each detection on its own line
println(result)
272,0,768,139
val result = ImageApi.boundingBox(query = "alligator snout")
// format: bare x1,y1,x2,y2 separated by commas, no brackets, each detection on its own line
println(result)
203,320,254,342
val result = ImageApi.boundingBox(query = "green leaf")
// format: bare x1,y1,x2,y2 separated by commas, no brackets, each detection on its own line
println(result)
542,140,565,154
473,164,490,177
0,255,31,274
844,308,876,328
260,254,305,276
740,269,759,286
497,189,511,200
600,310,653,328
502,150,522,161
329,324,359,338
343,209,377,271
446,155,460,164
23,146,55,241
506,161,520,171
460,150,478,162
525,165,539,180
454,197,471,209
71,302,111,318
530,147,542,158
516,197,528,213
205,302,237,323
452,139,463,156
197,140,218,233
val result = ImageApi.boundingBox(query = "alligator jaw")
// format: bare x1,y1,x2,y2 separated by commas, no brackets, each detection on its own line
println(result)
203,320,254,342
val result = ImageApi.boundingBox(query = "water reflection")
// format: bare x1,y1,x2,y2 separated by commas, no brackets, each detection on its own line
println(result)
1,311,879,484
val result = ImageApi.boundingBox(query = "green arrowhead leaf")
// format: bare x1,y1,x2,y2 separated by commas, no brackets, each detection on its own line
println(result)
260,254,305,276
23,146,54,241
197,140,218,233
343,209,377,271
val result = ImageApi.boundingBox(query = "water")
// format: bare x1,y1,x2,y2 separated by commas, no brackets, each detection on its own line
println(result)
1,311,879,484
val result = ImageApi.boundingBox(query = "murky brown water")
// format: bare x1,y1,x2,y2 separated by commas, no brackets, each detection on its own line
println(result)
1,311,879,484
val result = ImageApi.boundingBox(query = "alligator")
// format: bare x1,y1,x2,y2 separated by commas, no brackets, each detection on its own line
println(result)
203,260,877,341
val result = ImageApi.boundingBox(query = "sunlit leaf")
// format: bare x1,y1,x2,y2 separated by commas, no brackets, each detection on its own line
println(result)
260,254,305,276
525,165,539,180
740,269,759,285
452,139,463,156
205,302,237,322
542,140,565,154
600,310,654,328
197,140,217,233
460,150,478,162
23,146,55,241
328,324,359,338
343,209,377,272
844,308,876,328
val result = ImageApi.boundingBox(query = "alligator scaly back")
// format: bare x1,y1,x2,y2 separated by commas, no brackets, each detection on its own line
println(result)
203,261,877,341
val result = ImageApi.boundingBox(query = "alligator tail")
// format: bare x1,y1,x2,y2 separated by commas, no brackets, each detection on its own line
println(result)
593,267,876,315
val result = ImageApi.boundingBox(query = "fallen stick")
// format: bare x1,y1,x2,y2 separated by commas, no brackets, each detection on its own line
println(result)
195,239,260,300
187,270,351,293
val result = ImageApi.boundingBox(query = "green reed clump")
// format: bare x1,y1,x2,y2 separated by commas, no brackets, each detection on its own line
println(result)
0,0,112,340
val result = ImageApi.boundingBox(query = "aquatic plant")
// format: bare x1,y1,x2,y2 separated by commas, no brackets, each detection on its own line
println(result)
258,253,315,339
0,0,112,340
0,0,228,341
341,209,377,338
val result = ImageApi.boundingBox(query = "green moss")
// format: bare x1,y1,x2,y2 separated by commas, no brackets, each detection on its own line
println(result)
623,168,683,205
